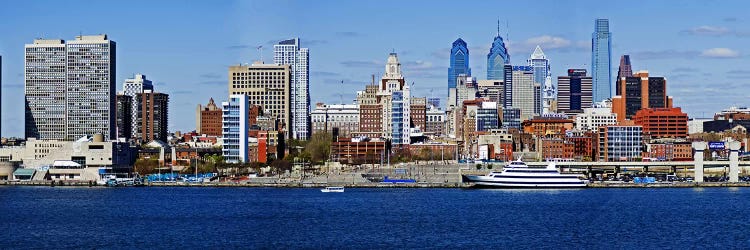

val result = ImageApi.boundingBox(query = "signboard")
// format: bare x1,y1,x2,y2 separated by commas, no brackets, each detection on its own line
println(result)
708,142,725,150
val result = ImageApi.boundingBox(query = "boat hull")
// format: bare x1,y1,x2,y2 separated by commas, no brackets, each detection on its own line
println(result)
462,175,587,189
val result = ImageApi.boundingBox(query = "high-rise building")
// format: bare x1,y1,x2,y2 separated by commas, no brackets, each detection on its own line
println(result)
425,105,445,136
592,19,612,103
448,74,478,108
633,107,688,139
597,125,642,162
510,66,541,120
557,69,593,115
25,35,116,141
65,35,116,140
542,74,556,114
528,46,550,87
611,70,672,121
476,102,500,132
356,84,381,135
487,26,510,81
449,38,471,94
122,74,153,137
228,63,291,138
222,95,249,163
135,91,169,142
502,64,513,108
274,38,309,140
616,55,633,96
115,94,132,139
410,97,426,131
377,53,411,145
196,98,222,137
477,80,504,104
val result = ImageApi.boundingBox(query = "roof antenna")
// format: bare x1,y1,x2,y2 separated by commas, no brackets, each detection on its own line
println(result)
497,19,500,37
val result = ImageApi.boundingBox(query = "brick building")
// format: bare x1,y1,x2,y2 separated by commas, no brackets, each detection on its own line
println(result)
633,107,688,139
331,137,386,165
522,115,574,137
196,98,222,136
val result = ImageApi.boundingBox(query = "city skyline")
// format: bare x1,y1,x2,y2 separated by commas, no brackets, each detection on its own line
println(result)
1,1,749,137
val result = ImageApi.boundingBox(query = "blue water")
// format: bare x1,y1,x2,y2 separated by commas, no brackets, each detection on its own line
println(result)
1,186,749,249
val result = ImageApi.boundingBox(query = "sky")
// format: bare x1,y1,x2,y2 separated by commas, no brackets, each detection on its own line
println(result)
0,0,748,137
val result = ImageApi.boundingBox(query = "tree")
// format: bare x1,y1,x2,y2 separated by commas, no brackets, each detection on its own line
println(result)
134,159,160,175
304,132,333,164
270,159,292,175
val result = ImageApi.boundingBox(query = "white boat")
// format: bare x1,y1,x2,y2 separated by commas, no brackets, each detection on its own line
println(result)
321,186,345,192
462,159,587,188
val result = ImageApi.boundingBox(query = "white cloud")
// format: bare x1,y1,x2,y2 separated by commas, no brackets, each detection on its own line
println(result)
681,26,732,36
701,48,740,58
523,35,572,49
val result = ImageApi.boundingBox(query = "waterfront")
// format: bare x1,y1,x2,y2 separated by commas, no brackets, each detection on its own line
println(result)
2,187,750,248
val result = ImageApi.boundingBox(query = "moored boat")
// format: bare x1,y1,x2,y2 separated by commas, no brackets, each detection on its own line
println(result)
462,159,587,188
321,186,345,192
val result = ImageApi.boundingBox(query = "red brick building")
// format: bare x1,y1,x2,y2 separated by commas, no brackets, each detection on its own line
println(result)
541,138,574,160
411,97,427,131
522,116,574,137
331,137,386,165
197,98,222,137
633,107,688,138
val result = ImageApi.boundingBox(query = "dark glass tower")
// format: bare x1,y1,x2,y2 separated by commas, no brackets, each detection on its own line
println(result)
448,38,470,93
592,19,612,103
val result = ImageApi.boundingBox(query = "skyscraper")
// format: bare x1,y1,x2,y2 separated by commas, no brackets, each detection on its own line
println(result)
448,38,471,93
557,69,593,115
487,25,510,80
592,19,612,103
274,38,309,140
115,94,132,139
378,53,410,145
612,70,672,121
616,55,633,96
122,74,154,139
135,91,169,142
528,46,550,86
25,35,116,140
229,63,291,137
510,66,540,120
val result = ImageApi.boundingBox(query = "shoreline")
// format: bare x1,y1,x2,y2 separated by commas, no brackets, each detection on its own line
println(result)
4,180,750,188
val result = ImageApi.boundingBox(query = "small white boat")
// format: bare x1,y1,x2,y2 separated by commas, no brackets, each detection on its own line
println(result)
321,186,345,192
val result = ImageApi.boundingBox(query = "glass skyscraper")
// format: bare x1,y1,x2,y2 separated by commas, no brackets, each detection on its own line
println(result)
591,18,612,104
487,31,510,80
528,45,549,86
448,38,470,93
274,38,310,140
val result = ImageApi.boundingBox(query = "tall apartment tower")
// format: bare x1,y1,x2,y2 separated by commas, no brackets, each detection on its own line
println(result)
135,91,169,142
222,95,249,164
122,74,154,138
24,35,116,140
615,55,633,96
591,19,612,103
487,24,510,81
557,69,593,115
449,38,471,94
228,63,291,137
273,38,309,140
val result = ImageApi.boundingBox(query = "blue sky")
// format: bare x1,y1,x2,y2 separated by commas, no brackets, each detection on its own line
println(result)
0,0,748,137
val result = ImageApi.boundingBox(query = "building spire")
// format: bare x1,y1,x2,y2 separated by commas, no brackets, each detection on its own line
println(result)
497,19,500,37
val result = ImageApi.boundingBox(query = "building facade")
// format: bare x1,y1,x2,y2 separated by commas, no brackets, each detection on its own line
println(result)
616,55,633,96
222,95,249,163
196,98,223,137
135,91,169,142
612,71,671,121
425,105,445,136
410,97,427,131
310,103,360,138
377,53,411,145
448,38,471,94
476,102,500,132
356,84,382,135
477,80,504,104
575,107,617,131
274,38,310,140
557,69,593,115
122,74,154,138
597,125,643,162
633,107,688,139
115,94,132,139
25,36,117,140
511,66,541,120
591,18,612,103
528,45,550,88
228,63,291,138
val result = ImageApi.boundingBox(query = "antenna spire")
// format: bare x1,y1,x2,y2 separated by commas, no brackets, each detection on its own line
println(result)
497,19,500,37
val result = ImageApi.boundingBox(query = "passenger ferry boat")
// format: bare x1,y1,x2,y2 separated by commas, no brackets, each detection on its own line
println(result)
462,159,587,188
320,186,345,193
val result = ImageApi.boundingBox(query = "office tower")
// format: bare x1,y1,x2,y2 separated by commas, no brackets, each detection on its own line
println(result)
115,94,132,139
196,98,222,137
229,63,291,137
611,70,671,121
633,107,688,139
25,35,116,140
476,102,500,132
557,69,593,115
487,25,510,80
25,39,67,140
410,97,426,131
528,46,550,86
616,55,633,96
542,74,556,114
502,64,513,108
592,19,612,103
597,125,642,162
135,91,169,142
449,38,471,93
511,66,541,120
66,35,116,140
378,53,410,145
273,38,309,140
122,74,154,138
448,74,478,108
222,95,249,163
477,80,504,104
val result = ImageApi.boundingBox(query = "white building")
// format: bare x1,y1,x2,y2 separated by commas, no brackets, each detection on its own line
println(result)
274,38,310,140
25,39,67,140
688,118,711,134
575,107,618,131
511,67,541,121
222,95,249,163
122,74,154,138
310,103,360,137
425,105,446,137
